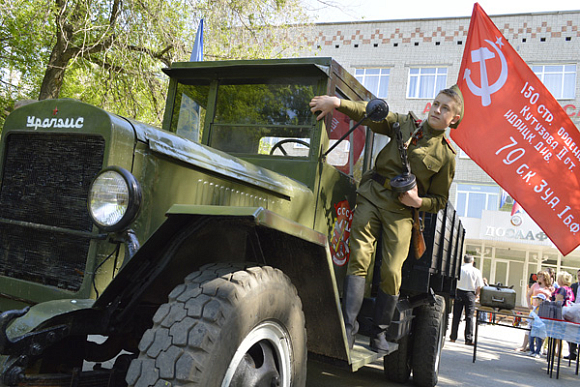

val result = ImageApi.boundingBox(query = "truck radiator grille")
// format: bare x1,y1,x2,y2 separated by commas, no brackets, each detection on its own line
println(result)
0,133,105,291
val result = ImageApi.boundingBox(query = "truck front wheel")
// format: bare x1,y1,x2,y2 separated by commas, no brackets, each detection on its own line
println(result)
126,263,307,387
411,295,445,387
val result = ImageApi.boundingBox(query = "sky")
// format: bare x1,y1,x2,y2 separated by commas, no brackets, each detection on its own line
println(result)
305,0,580,23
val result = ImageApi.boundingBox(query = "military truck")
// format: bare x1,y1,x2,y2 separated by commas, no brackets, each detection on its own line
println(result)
0,57,464,387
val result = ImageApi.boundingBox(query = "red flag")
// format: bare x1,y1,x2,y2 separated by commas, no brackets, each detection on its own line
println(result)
452,3,580,255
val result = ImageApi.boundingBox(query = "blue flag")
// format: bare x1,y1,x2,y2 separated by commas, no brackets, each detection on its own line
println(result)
190,19,204,62
499,189,508,208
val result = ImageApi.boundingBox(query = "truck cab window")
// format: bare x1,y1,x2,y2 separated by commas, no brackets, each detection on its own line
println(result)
171,83,210,143
327,92,368,180
210,80,315,156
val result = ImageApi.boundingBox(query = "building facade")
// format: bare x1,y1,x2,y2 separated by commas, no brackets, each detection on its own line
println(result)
297,10,580,306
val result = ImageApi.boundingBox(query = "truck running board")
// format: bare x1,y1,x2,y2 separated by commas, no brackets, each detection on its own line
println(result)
349,336,398,372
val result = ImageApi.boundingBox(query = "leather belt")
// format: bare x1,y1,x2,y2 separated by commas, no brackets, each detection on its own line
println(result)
370,172,391,190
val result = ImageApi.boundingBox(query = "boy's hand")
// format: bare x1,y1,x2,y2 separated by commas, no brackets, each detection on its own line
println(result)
399,185,422,208
309,95,340,121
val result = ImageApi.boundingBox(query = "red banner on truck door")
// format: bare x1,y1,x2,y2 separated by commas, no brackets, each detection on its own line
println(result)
451,3,580,255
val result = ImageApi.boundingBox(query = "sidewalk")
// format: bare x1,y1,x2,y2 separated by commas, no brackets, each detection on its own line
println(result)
306,319,580,386
438,320,579,386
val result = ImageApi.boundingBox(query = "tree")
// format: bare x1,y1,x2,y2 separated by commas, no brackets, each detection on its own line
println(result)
0,0,311,128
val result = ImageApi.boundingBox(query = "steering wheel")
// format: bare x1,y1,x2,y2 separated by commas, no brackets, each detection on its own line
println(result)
269,139,311,156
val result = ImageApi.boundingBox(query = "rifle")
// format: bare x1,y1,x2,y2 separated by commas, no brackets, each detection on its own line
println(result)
389,121,425,259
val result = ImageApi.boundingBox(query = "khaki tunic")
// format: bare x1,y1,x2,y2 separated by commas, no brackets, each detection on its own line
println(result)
338,100,456,295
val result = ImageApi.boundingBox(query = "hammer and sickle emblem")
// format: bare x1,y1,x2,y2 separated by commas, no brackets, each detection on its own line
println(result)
464,38,508,106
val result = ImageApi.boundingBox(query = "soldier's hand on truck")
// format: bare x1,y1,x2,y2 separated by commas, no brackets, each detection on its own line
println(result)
310,95,341,120
398,185,422,208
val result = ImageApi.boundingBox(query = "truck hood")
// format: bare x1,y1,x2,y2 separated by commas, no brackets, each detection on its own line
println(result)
127,118,311,200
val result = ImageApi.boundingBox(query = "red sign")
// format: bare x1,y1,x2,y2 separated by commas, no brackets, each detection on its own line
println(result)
451,3,580,255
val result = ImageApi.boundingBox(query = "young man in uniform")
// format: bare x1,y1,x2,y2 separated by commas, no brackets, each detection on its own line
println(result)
310,86,463,353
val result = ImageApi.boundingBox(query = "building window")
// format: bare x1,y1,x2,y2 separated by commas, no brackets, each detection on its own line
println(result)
355,68,390,98
407,67,447,99
531,64,576,99
455,184,500,218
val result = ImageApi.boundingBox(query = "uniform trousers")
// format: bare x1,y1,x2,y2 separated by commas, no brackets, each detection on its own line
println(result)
346,194,413,296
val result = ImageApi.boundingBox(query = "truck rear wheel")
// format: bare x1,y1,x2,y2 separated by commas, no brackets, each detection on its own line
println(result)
383,333,412,383
411,295,445,387
126,263,307,387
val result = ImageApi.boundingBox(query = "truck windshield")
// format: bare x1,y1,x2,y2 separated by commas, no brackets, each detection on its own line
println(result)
210,78,316,157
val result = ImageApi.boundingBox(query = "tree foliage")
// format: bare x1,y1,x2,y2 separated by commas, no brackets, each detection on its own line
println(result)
0,0,311,128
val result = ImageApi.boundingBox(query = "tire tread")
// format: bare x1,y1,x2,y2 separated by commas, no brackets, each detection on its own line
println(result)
126,263,306,387
411,295,445,387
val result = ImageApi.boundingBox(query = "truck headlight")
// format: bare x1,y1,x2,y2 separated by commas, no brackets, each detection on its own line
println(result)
88,167,142,232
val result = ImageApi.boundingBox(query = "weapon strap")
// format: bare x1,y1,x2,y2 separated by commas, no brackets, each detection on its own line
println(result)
404,125,423,149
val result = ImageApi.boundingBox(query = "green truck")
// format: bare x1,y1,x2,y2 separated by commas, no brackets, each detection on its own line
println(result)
0,57,464,387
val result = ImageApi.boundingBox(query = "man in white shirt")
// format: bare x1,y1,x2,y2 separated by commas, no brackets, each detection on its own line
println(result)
572,268,580,304
450,254,484,345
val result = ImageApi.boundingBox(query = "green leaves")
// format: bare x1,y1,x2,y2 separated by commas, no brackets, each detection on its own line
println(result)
0,0,311,128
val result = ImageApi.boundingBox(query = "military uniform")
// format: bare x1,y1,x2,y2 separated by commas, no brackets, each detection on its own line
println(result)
338,100,456,295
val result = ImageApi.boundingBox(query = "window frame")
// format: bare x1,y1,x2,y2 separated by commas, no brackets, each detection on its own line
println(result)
455,184,501,219
324,88,369,177
205,78,318,158
354,67,390,98
531,64,577,100
406,67,448,99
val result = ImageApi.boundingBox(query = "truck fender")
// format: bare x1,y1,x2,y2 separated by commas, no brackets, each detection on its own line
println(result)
95,205,349,360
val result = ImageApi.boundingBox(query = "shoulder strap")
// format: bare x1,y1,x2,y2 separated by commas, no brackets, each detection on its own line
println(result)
443,137,456,154
409,111,422,127
404,112,423,149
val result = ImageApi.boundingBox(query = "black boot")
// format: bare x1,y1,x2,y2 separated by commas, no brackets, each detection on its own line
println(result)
342,275,366,349
370,290,398,354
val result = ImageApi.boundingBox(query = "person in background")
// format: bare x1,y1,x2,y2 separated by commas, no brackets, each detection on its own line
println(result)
450,254,484,345
573,268,580,303
517,270,552,352
548,267,559,293
528,270,553,300
554,272,575,307
528,293,548,358
565,268,580,361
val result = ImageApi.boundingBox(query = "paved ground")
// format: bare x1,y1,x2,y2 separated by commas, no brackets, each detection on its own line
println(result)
306,320,580,386
86,319,578,386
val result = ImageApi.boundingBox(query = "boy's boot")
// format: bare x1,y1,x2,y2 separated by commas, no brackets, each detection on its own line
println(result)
342,275,366,349
370,290,398,354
